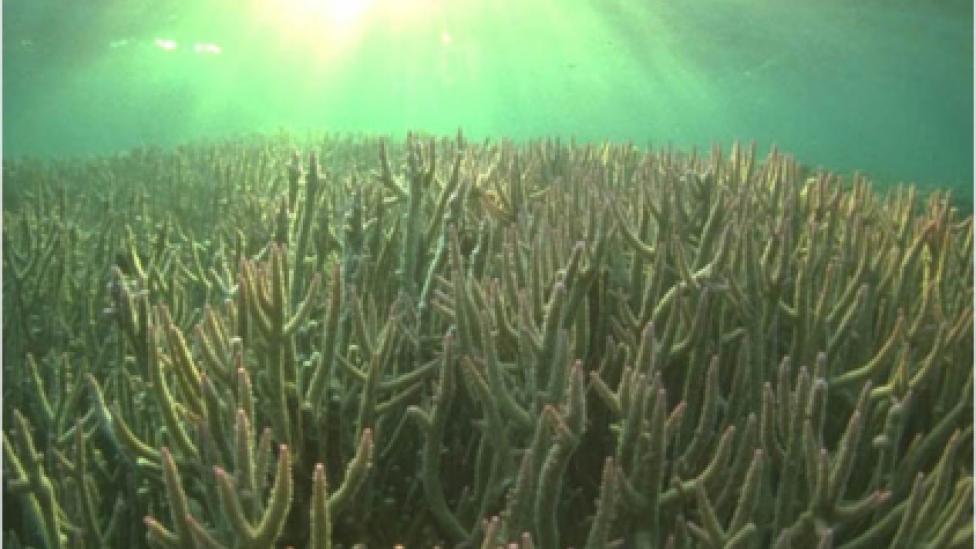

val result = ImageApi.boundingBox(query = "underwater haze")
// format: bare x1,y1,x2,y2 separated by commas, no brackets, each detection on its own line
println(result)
3,0,974,206
4,2,975,547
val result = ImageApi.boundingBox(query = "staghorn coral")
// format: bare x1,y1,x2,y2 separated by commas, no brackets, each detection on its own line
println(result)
2,133,972,548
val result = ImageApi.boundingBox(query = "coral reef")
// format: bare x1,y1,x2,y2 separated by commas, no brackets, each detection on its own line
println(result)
2,133,972,548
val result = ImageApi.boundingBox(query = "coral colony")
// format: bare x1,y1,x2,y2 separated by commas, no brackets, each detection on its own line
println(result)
2,132,972,548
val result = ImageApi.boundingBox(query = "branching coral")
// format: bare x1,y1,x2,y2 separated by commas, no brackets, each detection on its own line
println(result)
2,134,972,548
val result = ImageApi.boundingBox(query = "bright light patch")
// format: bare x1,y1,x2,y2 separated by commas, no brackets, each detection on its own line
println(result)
194,43,223,55
154,39,178,51
276,0,372,28
252,0,380,64
440,31,452,45
329,0,370,27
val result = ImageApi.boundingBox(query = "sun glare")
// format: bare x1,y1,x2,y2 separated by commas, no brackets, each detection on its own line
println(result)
252,0,381,62
276,0,372,29
329,0,371,27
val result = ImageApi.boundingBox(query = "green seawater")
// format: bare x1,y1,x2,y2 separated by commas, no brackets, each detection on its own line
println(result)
2,3,975,547
3,0,973,209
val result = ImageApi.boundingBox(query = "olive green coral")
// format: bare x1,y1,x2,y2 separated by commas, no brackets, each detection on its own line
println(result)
2,133,972,548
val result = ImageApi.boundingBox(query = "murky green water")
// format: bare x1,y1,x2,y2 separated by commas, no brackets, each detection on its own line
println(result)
3,0,973,208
